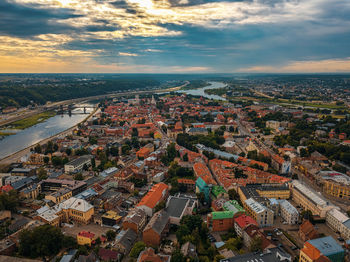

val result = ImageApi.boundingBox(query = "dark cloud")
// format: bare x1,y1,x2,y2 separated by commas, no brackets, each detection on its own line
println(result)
0,0,80,37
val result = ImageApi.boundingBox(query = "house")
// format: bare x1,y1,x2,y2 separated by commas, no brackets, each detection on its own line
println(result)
143,210,170,246
136,183,169,216
122,208,147,233
137,248,171,262
98,248,119,261
115,229,137,254
77,231,96,246
299,220,319,242
300,236,344,262
242,224,275,251
165,195,197,225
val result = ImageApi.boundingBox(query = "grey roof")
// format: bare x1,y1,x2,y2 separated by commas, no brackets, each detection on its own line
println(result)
11,176,36,190
220,247,291,262
144,210,169,235
116,229,137,253
343,219,350,229
166,197,189,218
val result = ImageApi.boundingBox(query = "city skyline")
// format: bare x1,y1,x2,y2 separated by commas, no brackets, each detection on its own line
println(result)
1,0,350,73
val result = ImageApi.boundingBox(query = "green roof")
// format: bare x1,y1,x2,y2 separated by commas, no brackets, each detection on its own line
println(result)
211,211,234,220
211,185,227,198
223,200,245,214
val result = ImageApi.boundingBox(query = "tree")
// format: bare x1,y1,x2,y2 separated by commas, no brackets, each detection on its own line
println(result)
43,156,50,164
37,168,48,181
183,153,188,162
65,148,72,156
171,249,185,262
74,173,83,181
154,201,166,212
34,144,42,153
106,230,116,241
129,241,146,258
0,190,19,211
250,235,263,252
51,156,63,167
19,225,69,259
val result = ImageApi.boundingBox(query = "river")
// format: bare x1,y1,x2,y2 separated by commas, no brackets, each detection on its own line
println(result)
177,81,227,101
0,105,94,160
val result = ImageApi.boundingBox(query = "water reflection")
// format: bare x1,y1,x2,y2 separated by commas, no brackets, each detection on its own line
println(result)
0,105,94,160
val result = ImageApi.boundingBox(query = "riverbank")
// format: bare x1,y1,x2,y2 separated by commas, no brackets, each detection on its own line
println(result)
4,111,56,130
0,107,98,165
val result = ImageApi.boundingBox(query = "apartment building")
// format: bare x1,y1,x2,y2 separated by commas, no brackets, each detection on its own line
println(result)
244,198,274,227
291,180,335,218
280,200,299,224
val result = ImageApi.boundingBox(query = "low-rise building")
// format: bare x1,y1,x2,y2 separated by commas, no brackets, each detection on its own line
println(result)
137,247,171,262
77,231,96,246
165,195,196,225
291,180,335,218
233,214,258,237
207,211,236,232
101,210,122,226
143,210,169,246
115,229,137,254
122,209,147,233
300,236,344,262
136,183,169,216
64,155,92,173
220,247,291,262
299,220,319,242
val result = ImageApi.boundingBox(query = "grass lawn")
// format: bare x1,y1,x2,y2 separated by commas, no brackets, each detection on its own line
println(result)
9,111,56,129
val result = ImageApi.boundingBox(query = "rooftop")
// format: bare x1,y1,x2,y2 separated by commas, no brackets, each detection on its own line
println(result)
307,236,344,256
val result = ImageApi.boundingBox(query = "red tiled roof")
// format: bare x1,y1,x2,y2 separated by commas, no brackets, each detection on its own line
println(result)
78,231,95,239
137,183,169,209
234,214,258,229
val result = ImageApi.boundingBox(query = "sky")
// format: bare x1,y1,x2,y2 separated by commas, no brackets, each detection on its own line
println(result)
0,0,350,73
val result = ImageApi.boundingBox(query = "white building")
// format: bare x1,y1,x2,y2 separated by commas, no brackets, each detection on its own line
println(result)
291,180,336,218
280,200,299,224
64,155,92,173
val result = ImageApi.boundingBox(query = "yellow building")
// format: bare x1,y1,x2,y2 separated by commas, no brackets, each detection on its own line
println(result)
77,231,96,246
322,180,350,200
35,197,94,226
45,189,72,204
238,184,290,203
256,187,290,199
244,198,274,227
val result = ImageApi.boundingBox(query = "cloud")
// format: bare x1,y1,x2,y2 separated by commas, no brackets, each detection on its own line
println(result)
118,52,138,56
238,58,350,73
1,0,350,72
